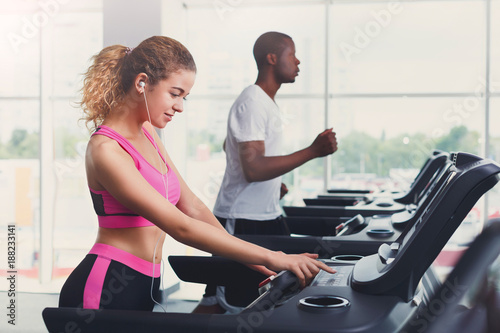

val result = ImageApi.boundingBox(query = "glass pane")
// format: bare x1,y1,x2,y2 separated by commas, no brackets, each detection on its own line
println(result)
52,100,97,278
330,1,486,93
49,9,103,285
184,98,233,208
0,100,40,280
278,97,326,206
186,3,325,96
0,5,40,97
53,12,103,96
329,97,484,190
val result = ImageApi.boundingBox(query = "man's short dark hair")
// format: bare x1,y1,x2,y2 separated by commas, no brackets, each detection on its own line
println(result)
253,31,292,69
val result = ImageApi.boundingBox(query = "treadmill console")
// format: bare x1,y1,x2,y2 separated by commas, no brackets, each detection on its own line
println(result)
351,152,500,301
311,264,352,287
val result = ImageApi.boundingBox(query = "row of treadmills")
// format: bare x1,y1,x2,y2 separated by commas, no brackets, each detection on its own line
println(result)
43,151,500,332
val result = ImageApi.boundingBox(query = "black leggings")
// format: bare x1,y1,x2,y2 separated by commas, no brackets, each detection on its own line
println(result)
59,254,160,311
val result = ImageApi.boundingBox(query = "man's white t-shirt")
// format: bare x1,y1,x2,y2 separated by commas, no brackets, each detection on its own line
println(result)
213,85,283,220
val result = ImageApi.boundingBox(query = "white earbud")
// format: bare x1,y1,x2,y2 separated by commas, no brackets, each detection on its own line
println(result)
139,81,145,88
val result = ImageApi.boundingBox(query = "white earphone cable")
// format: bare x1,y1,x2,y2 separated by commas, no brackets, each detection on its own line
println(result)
143,85,168,312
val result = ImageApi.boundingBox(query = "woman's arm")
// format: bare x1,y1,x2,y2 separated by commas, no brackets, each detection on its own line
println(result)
145,125,276,276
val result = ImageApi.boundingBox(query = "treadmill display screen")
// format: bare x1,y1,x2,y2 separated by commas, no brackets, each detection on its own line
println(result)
311,265,352,287
401,171,457,248
415,164,451,207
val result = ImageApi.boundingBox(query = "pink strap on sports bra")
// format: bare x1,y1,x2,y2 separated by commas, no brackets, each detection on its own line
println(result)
89,125,182,228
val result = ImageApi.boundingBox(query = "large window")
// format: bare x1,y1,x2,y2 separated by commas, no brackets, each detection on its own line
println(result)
183,0,497,203
329,0,487,189
0,1,103,292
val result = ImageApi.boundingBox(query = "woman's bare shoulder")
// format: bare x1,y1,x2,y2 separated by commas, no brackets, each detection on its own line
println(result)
86,134,133,172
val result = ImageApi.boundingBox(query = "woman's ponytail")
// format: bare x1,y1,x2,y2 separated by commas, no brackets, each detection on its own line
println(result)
80,45,128,132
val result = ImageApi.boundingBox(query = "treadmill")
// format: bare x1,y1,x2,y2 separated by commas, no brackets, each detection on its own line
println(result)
307,149,449,206
237,152,454,258
283,197,407,218
283,150,449,218
42,152,500,333
281,150,450,238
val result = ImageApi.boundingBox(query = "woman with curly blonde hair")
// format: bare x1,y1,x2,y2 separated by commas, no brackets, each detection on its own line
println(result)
58,35,334,311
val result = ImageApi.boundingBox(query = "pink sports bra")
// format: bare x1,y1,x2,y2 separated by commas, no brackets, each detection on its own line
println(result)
89,125,181,228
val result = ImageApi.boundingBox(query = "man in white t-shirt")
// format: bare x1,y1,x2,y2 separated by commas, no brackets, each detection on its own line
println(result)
193,31,338,314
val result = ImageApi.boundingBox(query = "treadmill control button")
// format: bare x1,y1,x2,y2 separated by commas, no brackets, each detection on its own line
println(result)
312,266,349,287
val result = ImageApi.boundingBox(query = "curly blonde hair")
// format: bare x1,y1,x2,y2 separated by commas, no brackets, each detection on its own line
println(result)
79,36,196,132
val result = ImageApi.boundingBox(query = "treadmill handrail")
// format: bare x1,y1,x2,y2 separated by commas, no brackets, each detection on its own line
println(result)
400,219,500,333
